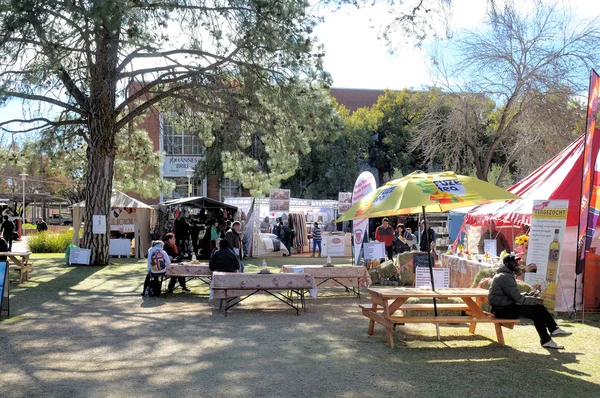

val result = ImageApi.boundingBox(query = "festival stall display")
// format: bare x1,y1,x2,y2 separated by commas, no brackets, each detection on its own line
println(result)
235,196,346,257
158,196,239,259
462,132,600,312
71,190,152,258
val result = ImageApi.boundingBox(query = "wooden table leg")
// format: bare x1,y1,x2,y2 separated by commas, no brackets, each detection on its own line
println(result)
367,302,377,335
494,323,505,345
382,299,394,349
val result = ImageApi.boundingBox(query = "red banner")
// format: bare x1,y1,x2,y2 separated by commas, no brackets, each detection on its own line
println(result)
577,70,600,275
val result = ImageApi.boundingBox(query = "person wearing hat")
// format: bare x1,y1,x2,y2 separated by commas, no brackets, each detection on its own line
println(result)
488,253,572,349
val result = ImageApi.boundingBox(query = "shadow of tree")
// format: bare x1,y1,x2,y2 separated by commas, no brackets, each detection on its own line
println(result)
0,257,599,397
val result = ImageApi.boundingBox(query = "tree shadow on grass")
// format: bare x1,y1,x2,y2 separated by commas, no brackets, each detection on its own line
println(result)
1,263,599,397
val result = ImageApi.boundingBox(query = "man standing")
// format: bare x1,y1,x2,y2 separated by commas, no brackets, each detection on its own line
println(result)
174,216,191,258
419,220,436,253
478,221,511,255
259,216,271,233
36,217,48,232
311,222,322,257
323,220,337,233
489,254,572,349
225,221,244,272
375,218,394,261
1,215,15,251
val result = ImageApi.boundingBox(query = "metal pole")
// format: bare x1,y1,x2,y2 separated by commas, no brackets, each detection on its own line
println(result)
19,172,27,224
185,168,194,198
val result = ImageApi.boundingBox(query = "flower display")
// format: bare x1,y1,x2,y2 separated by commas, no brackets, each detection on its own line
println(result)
515,234,529,247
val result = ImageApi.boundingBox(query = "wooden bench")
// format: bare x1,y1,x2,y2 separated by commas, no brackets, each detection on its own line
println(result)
383,315,520,345
9,261,33,284
359,303,470,312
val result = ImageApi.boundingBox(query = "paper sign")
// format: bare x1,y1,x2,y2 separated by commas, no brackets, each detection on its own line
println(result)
415,267,450,289
364,242,385,259
69,248,91,265
483,239,497,256
93,215,106,234
293,267,304,274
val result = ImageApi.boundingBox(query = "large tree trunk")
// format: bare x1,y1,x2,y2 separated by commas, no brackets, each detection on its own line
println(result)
80,130,116,267
80,17,120,265
82,114,117,265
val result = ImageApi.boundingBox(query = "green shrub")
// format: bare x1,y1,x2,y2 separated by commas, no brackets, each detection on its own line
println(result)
23,223,36,229
27,230,75,253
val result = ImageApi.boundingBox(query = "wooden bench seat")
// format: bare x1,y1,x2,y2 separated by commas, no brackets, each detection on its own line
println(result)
8,261,33,284
385,315,519,326
359,303,470,311
384,314,520,345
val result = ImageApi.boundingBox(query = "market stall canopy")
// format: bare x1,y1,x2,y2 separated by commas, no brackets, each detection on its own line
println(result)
71,190,152,258
464,132,600,227
71,190,152,209
158,196,237,213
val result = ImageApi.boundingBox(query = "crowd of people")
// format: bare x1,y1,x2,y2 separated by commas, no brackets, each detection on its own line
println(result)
142,215,245,295
374,218,436,261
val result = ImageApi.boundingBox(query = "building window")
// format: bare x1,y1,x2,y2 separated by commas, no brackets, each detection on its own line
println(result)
162,117,204,155
220,177,241,198
165,177,203,199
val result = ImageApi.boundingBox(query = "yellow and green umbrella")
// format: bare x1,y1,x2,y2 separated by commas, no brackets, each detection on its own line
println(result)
337,171,521,335
337,171,522,222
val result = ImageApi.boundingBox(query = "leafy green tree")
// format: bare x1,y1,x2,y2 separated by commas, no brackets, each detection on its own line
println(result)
0,1,337,264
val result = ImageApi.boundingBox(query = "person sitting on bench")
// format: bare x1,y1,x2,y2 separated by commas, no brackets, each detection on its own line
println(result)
209,239,239,273
488,254,572,349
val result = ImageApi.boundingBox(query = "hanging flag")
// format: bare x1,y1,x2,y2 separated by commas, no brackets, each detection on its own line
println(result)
577,70,600,275
451,222,466,253
350,172,376,265
585,150,600,252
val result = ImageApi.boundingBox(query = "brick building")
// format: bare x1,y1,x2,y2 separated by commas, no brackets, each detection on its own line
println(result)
140,88,384,204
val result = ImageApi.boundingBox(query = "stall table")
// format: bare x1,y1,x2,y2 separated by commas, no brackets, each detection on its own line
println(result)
281,265,371,298
163,262,211,293
362,287,520,348
0,251,33,284
440,254,498,288
210,272,318,315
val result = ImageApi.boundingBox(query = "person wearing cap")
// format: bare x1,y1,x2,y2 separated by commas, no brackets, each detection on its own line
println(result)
375,218,395,261
488,254,572,349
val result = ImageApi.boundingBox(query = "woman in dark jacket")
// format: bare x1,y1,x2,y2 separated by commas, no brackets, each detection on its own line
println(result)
163,232,189,293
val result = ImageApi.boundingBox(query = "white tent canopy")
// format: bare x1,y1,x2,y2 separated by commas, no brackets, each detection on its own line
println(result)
71,190,152,258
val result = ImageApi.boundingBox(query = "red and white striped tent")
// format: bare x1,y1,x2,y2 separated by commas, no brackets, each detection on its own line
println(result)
465,133,600,227
463,132,600,311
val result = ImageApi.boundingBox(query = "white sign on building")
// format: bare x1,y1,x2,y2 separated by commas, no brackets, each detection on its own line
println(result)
162,156,202,177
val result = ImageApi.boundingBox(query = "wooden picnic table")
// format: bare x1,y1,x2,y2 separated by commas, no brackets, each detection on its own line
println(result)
210,272,318,315
280,265,371,298
362,287,519,348
0,251,33,284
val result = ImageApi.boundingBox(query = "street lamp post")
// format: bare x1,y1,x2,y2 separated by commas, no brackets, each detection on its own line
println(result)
185,168,194,198
19,172,28,223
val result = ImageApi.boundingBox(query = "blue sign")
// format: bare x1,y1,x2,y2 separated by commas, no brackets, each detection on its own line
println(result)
0,260,7,318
